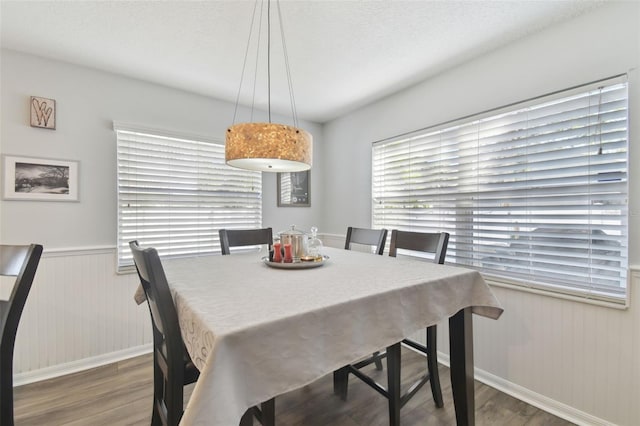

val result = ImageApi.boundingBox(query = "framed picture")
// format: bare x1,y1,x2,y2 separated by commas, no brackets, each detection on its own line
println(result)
277,170,310,207
3,155,79,201
30,96,56,130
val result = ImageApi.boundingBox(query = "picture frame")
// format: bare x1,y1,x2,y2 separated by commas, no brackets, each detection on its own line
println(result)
3,155,79,201
277,170,310,207
30,96,56,130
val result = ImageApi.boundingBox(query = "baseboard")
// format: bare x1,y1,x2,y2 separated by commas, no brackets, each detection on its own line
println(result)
13,344,152,387
437,352,614,426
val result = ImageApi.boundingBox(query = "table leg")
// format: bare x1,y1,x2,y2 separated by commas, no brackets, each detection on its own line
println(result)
386,342,401,426
449,307,474,426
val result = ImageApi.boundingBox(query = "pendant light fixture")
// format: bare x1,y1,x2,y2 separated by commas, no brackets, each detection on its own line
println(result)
225,0,312,172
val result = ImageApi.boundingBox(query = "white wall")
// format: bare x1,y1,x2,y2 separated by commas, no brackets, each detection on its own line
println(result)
9,248,149,384
321,2,640,261
321,2,640,425
0,50,325,376
0,49,325,248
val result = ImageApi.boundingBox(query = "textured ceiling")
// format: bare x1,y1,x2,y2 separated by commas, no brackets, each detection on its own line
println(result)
1,0,605,123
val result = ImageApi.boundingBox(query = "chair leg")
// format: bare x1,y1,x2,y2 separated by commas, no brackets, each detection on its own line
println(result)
150,404,162,426
151,359,164,426
165,370,185,426
386,342,401,426
0,351,15,426
373,350,384,370
333,366,349,401
426,325,444,408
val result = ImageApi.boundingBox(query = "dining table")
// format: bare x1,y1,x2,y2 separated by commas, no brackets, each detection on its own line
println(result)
144,246,503,425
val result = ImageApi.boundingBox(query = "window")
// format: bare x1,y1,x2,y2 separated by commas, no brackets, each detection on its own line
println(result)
115,124,262,271
372,76,628,303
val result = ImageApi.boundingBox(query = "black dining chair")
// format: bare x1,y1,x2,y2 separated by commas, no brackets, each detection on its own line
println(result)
390,230,449,407
130,240,199,426
0,244,43,426
344,226,388,370
344,226,388,255
334,230,449,420
130,241,274,426
219,228,273,255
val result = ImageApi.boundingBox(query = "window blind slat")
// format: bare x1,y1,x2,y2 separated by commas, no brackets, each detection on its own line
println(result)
116,125,263,270
372,77,628,302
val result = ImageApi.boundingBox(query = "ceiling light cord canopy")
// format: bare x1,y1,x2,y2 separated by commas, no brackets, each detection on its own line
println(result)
226,0,312,172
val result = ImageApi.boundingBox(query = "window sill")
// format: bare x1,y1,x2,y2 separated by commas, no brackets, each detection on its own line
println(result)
483,274,633,310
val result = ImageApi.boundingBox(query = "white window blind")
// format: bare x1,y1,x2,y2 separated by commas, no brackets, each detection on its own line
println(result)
372,76,628,303
115,124,262,271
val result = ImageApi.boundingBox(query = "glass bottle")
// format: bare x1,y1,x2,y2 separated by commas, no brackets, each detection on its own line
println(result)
307,226,324,261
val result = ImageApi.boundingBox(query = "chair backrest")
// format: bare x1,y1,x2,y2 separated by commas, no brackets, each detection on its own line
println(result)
129,241,183,358
219,228,273,255
345,227,388,255
129,241,188,408
1,244,43,426
389,230,449,264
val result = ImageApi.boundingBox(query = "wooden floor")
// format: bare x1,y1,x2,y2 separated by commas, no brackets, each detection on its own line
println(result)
14,348,573,425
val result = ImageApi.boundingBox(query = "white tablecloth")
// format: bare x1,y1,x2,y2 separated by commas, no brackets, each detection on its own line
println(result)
159,247,502,425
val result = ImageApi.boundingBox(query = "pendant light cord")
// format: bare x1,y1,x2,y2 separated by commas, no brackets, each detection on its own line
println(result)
276,0,299,128
232,0,300,128
267,0,272,123
596,86,603,155
232,0,260,125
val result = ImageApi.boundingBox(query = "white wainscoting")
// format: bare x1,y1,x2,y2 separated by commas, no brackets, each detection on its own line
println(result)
463,274,640,426
13,247,152,385
13,242,640,425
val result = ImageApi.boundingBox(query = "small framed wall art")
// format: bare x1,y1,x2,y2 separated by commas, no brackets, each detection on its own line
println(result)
30,96,56,129
277,170,310,207
3,155,79,201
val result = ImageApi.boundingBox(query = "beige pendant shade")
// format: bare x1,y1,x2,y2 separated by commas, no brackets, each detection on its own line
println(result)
225,0,312,173
226,122,312,172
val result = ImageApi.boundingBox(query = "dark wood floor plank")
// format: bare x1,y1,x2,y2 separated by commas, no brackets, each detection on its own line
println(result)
14,349,574,425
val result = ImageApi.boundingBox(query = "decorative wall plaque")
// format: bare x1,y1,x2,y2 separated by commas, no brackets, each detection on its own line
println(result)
30,96,56,130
